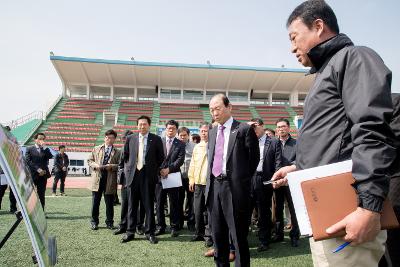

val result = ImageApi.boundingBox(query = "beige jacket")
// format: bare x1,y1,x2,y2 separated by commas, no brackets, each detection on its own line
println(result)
188,141,208,186
87,144,121,194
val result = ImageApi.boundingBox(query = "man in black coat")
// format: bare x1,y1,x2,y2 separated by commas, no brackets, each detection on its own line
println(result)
155,120,185,237
52,145,69,196
25,132,53,211
120,116,164,244
273,118,300,247
248,118,282,252
206,94,259,267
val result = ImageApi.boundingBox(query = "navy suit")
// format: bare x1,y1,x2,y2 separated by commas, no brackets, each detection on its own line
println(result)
155,137,185,232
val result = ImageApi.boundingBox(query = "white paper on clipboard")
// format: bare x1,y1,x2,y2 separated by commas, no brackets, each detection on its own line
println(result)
287,160,352,236
161,172,182,189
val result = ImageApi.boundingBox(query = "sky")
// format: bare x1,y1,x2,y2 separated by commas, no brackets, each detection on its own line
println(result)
1,0,399,124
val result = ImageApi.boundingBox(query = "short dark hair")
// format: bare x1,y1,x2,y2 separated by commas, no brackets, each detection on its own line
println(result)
287,0,339,34
191,134,200,144
137,115,151,125
165,120,179,129
211,93,230,107
34,132,46,139
276,118,290,127
123,130,133,138
104,129,117,138
251,118,264,126
58,145,66,150
264,128,276,136
178,127,190,135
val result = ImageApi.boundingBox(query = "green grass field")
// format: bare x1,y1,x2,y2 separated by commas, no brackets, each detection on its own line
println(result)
0,189,312,266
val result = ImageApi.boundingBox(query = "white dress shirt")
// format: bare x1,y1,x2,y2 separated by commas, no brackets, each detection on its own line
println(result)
139,132,149,165
256,134,267,172
216,116,233,175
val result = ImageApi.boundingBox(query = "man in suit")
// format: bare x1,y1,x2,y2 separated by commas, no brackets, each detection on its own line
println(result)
155,120,185,237
25,132,53,211
178,126,196,231
87,129,121,230
120,116,164,244
206,94,259,267
113,130,133,236
247,118,282,252
52,145,69,196
273,118,300,247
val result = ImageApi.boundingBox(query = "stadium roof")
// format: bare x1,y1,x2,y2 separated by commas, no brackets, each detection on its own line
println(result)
51,55,314,96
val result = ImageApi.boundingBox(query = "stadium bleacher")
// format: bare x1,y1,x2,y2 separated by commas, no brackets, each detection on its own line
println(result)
25,97,303,152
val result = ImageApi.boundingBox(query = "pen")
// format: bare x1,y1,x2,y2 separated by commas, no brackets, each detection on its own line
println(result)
263,180,275,185
332,242,351,253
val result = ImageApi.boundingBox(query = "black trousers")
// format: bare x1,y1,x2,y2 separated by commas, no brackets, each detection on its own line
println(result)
126,167,156,235
210,179,250,267
274,185,300,239
179,177,195,228
119,186,128,229
52,171,67,193
194,184,208,238
121,184,145,230
91,176,114,225
155,182,180,231
33,178,47,211
0,185,16,210
249,174,273,245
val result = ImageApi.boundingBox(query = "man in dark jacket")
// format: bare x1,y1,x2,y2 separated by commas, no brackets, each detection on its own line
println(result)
248,118,282,252
25,132,54,211
272,1,396,266
273,118,300,247
52,145,69,196
155,120,185,237
380,93,400,267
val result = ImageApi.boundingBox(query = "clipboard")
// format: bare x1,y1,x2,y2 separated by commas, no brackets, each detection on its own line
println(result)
301,172,399,241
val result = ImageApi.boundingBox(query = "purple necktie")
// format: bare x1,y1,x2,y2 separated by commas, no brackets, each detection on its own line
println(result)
212,125,225,177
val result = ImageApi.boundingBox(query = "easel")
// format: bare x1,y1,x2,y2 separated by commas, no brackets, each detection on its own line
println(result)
0,210,23,249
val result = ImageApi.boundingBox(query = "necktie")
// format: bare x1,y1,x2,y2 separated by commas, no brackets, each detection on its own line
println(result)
166,138,172,155
103,147,111,165
212,125,225,177
137,135,144,170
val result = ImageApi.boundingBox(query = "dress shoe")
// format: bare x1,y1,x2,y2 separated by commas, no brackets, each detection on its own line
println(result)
257,243,270,252
205,239,213,248
146,235,158,244
191,235,204,242
9,208,17,214
113,228,126,235
91,223,99,230
155,228,165,236
136,227,145,235
229,252,236,262
170,229,179,237
204,249,215,257
106,224,115,230
121,234,135,243
291,238,299,247
271,234,284,243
